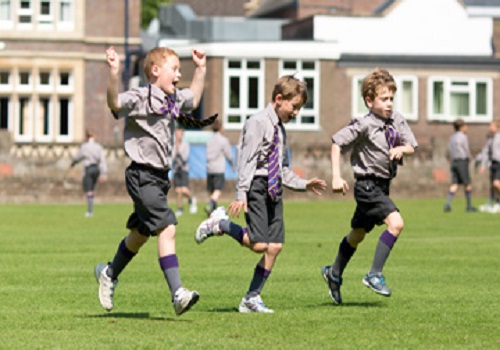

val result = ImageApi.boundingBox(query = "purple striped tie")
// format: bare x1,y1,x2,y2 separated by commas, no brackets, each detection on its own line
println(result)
267,125,280,201
161,95,218,128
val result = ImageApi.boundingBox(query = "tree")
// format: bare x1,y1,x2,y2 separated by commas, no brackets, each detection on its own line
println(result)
141,0,171,29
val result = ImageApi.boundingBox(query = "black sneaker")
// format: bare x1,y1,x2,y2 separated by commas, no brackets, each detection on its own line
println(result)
444,205,451,212
321,266,342,305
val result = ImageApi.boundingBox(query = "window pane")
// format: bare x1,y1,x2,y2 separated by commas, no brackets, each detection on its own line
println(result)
19,72,30,85
247,61,260,69
433,81,444,114
59,98,69,135
228,61,241,69
228,115,241,123
60,72,70,85
19,14,30,22
40,97,50,135
357,79,366,114
476,82,487,115
60,0,72,21
0,0,11,21
304,77,314,109
283,61,296,70
0,71,9,84
300,115,315,124
40,72,50,85
229,77,240,108
0,97,9,129
402,81,413,114
41,1,50,15
19,97,29,135
450,92,469,117
302,61,315,70
248,77,258,108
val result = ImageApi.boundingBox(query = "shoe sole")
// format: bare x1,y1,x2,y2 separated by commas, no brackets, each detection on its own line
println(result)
176,293,200,316
321,267,341,305
362,278,391,297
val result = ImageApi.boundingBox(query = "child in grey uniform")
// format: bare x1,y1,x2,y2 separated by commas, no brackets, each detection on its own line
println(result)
94,45,214,316
444,119,476,212
322,68,418,304
205,119,234,216
173,127,197,216
479,119,500,212
70,129,107,217
194,76,326,313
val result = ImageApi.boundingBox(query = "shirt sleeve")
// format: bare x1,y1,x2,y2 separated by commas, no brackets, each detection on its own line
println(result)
332,118,364,153
113,88,145,119
235,117,263,202
176,88,195,113
398,117,418,149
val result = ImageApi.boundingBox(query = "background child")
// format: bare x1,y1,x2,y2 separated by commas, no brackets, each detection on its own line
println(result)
70,129,107,217
322,68,418,305
194,75,326,313
173,127,197,216
94,45,213,316
205,118,234,216
444,119,476,212
479,119,500,213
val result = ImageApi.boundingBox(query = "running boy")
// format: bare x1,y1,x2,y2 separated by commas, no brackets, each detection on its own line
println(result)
173,127,197,216
322,68,417,304
205,119,234,216
444,119,476,212
70,129,107,217
94,45,214,316
194,75,326,313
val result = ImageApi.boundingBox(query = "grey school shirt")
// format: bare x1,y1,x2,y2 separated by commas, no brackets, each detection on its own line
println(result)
72,139,107,176
206,132,233,174
235,103,307,202
113,84,194,170
481,132,500,167
448,131,471,161
174,140,190,173
332,111,418,180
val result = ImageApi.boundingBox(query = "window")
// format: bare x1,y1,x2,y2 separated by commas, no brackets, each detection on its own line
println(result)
352,75,418,121
0,96,9,129
279,59,320,130
39,0,52,24
223,58,264,129
428,77,492,122
59,0,71,22
18,0,32,24
17,96,32,140
58,97,70,137
0,0,11,21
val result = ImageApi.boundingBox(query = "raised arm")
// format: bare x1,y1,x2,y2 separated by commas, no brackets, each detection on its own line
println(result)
106,46,122,113
189,49,207,110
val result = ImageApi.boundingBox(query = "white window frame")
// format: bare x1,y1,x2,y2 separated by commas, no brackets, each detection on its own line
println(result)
352,75,419,120
57,0,73,30
0,95,12,131
35,95,52,142
57,70,73,93
0,70,12,92
17,70,33,93
37,70,52,92
15,95,33,142
17,0,33,29
279,59,320,131
427,76,493,123
223,58,265,130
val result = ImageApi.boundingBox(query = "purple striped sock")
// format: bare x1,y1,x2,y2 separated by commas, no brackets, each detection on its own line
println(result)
380,230,397,249
159,254,179,270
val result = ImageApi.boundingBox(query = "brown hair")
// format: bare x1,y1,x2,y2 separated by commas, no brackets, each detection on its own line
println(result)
143,47,178,82
361,68,397,107
272,75,308,106
453,119,465,131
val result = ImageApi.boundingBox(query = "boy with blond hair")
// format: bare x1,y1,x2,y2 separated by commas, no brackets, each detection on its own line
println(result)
94,46,216,316
322,68,418,304
194,75,326,313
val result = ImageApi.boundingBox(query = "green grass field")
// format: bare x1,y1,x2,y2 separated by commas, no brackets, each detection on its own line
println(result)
1,198,499,349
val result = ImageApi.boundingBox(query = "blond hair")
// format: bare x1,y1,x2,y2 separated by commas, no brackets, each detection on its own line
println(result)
272,75,308,105
361,68,397,107
143,47,178,82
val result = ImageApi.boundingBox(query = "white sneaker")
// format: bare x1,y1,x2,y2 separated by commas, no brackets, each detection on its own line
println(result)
189,197,198,214
194,206,228,244
491,203,500,213
94,264,117,312
85,212,93,218
175,210,183,217
173,287,199,316
238,295,274,313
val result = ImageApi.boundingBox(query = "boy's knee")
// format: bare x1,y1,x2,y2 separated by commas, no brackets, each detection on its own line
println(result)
267,243,283,256
251,242,269,253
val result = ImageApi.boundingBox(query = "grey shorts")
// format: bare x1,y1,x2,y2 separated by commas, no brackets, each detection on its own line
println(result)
244,177,284,244
125,162,177,237
207,173,225,192
83,165,99,192
174,170,189,187
451,159,471,185
491,161,500,181
351,177,398,233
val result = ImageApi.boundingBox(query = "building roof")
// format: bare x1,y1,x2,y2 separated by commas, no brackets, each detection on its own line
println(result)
463,0,500,6
249,0,296,17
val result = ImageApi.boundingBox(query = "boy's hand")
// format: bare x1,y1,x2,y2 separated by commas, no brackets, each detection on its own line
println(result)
389,146,404,161
192,49,206,68
106,46,120,75
306,177,327,195
228,200,247,218
332,176,349,195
